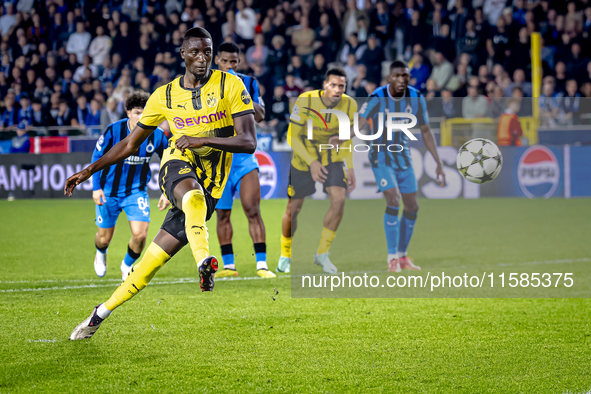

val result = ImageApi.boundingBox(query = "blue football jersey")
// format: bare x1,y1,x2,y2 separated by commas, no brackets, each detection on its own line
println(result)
92,119,168,197
227,69,262,166
359,85,429,171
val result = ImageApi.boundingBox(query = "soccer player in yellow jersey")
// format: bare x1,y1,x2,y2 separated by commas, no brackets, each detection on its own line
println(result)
65,27,257,340
276,68,357,274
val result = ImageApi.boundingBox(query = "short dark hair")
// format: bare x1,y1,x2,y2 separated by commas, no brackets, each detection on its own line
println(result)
125,90,150,112
325,67,347,81
182,27,212,47
390,60,408,71
217,42,240,55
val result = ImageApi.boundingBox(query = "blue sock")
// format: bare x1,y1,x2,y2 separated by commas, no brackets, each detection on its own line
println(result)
384,207,399,255
221,244,235,269
123,245,140,267
399,211,417,256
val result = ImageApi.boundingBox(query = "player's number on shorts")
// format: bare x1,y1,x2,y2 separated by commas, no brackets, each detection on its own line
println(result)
137,197,149,211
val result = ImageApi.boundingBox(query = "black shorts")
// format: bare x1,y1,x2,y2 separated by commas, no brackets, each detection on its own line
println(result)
158,159,218,245
288,162,348,199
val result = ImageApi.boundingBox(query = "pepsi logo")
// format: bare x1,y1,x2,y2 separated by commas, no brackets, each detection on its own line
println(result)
517,146,560,199
255,151,277,199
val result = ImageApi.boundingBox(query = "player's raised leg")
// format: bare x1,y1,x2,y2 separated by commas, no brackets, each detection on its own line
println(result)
277,198,304,273
398,192,421,270
173,177,218,289
70,230,184,340
313,186,345,274
121,220,149,280
239,170,275,278
94,226,114,277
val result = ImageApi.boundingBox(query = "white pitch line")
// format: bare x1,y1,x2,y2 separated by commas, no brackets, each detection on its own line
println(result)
0,259,589,293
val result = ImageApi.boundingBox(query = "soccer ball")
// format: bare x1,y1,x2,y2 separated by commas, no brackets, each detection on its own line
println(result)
456,138,503,184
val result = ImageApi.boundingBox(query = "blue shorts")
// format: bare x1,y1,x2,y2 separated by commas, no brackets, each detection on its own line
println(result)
372,165,418,194
95,191,151,229
216,154,259,210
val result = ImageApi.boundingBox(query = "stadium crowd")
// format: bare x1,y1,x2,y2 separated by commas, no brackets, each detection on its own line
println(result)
1,0,591,145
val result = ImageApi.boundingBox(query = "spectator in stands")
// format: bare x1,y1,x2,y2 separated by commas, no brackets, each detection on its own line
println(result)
490,84,506,118
409,52,429,91
339,33,366,64
287,55,308,85
66,21,91,63
512,86,532,117
440,89,460,119
359,34,384,84
235,0,257,48
432,24,455,64
17,94,32,124
283,74,302,99
566,42,588,81
100,97,121,130
266,35,288,85
316,12,337,61
85,98,102,136
10,121,30,154
246,34,270,76
31,98,50,128
508,27,531,75
405,10,427,58
1,93,17,130
0,3,16,37
308,54,328,90
462,85,488,119
561,79,581,125
504,69,532,97
430,51,453,92
344,53,359,95
352,64,369,96
487,17,510,67
74,95,89,127
52,99,75,131
33,78,52,106
554,61,568,94
370,1,394,57
292,16,316,67
89,26,112,66
122,0,140,22
266,85,290,142
540,81,560,126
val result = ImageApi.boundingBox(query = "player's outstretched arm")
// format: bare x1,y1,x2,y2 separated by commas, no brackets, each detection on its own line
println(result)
420,124,446,187
64,125,156,197
175,113,257,154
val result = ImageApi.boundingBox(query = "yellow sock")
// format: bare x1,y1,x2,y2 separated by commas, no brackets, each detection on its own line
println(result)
317,227,336,255
104,243,170,311
182,190,209,266
280,235,292,258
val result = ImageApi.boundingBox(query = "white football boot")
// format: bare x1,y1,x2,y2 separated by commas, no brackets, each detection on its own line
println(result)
94,250,107,277
314,253,337,274
276,256,291,273
69,305,104,340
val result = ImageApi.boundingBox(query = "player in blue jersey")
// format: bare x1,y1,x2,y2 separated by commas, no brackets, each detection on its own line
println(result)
92,91,169,279
357,60,446,272
213,42,275,278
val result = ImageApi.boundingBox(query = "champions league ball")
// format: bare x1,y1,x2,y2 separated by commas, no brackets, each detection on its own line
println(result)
456,138,503,184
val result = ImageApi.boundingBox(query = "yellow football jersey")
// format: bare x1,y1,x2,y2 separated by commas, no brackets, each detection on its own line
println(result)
288,90,357,171
138,71,254,198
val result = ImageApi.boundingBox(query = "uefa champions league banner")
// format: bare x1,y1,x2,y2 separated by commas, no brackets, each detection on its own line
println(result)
0,146,589,199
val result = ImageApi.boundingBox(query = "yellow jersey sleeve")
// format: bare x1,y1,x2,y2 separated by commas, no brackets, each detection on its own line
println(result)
138,88,166,128
288,95,319,165
227,74,255,118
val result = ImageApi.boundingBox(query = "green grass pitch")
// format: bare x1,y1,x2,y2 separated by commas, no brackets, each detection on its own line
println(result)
1,198,590,393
